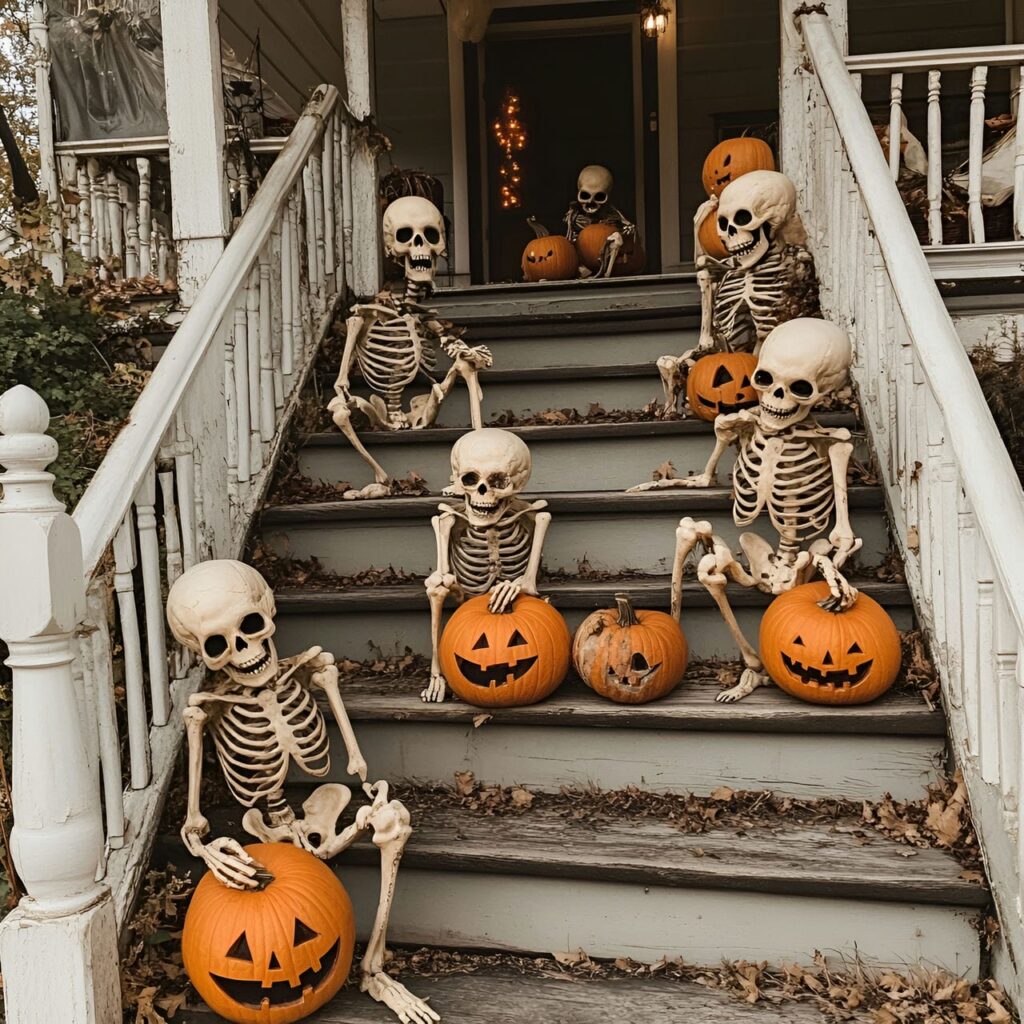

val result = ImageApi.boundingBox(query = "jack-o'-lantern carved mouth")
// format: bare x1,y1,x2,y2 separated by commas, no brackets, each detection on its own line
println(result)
696,395,751,415
455,653,537,687
210,937,340,1009
780,652,873,687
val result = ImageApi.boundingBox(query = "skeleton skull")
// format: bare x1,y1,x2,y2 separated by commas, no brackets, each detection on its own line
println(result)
382,196,446,287
449,428,531,527
716,170,804,270
166,560,279,688
752,318,851,430
577,165,613,216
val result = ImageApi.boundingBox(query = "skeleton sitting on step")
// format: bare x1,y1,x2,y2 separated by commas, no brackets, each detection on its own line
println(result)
629,318,862,703
328,196,492,499
658,170,816,415
564,164,636,278
422,428,552,703
166,559,438,1024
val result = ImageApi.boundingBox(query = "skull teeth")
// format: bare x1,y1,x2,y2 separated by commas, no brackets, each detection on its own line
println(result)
234,643,271,675
760,400,801,420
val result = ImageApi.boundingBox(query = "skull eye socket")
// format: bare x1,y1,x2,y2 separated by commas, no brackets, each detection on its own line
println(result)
711,365,734,387
487,472,510,490
579,190,591,200
472,633,489,650
733,209,753,226
593,191,607,203
395,226,413,243
293,918,319,946
461,472,480,487
790,379,814,399
226,932,253,962
508,630,528,647
240,612,265,635
753,369,773,388
204,634,229,658
424,226,441,245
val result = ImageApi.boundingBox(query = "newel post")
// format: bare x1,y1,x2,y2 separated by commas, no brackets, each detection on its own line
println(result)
0,386,120,1024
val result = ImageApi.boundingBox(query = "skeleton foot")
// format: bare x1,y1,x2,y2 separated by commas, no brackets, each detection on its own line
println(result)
716,667,770,703
421,673,447,703
361,972,440,1024
343,482,393,500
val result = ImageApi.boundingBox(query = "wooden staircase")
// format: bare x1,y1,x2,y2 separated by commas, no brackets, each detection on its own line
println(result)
180,277,988,1022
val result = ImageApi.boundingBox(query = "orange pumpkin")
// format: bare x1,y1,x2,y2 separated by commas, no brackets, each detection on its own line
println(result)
701,137,776,197
697,205,730,260
521,234,579,281
440,593,570,707
183,843,355,1024
573,593,688,704
686,352,759,421
759,582,901,706
575,222,645,276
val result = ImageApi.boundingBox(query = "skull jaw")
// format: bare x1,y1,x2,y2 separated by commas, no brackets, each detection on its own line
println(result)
463,495,512,528
580,201,604,216
723,225,771,270
403,253,437,287
222,639,279,688
756,396,814,432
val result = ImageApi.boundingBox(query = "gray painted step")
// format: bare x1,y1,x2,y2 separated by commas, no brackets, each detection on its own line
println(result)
298,415,864,494
181,966,857,1023
311,676,944,801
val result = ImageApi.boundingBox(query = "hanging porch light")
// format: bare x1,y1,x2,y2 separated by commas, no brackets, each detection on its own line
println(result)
641,3,669,38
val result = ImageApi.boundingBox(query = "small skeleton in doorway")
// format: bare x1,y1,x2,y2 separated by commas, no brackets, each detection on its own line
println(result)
629,319,862,702
328,196,493,499
422,428,552,703
166,559,439,1024
658,170,816,414
564,164,636,277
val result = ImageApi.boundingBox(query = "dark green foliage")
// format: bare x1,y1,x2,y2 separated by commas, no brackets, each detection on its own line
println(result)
970,342,1024,482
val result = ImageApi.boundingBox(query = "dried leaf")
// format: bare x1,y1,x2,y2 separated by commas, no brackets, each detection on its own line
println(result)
472,714,493,729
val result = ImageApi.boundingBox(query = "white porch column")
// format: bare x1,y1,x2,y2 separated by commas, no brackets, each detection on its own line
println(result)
0,386,120,1024
160,0,231,305
341,0,383,297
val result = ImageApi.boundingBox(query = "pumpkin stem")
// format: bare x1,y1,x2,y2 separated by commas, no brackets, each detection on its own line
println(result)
614,593,640,627
527,215,550,238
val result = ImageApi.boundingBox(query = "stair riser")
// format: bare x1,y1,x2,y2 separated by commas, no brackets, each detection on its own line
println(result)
262,507,891,577
316,723,943,801
454,329,692,368
338,867,980,977
275,604,914,662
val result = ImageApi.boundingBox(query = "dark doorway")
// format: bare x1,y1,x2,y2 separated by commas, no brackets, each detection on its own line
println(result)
476,29,643,283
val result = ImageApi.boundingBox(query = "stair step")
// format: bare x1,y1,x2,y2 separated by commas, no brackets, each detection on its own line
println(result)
260,486,891,577
181,964,854,1023
298,415,862,494
315,674,943,801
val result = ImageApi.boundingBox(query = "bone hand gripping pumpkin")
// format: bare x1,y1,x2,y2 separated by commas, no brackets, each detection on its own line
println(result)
327,195,493,499
166,560,439,1023
629,318,864,704
423,428,553,703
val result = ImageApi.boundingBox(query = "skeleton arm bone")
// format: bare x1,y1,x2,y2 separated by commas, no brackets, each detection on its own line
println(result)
304,652,368,783
627,414,748,492
423,511,460,703
330,311,373,398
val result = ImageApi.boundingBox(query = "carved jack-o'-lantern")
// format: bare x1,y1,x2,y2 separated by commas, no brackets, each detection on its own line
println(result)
521,234,579,281
183,843,355,1024
573,594,688,704
575,223,645,276
701,137,776,198
686,352,759,421
440,593,570,707
759,582,902,706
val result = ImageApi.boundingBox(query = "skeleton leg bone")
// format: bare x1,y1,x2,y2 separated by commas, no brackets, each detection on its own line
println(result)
329,397,393,499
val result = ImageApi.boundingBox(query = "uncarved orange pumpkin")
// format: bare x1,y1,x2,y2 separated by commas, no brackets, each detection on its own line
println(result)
759,582,901,706
440,593,570,707
702,137,776,197
183,843,355,1024
697,205,730,260
521,234,578,281
686,351,759,421
575,223,645,276
573,593,688,704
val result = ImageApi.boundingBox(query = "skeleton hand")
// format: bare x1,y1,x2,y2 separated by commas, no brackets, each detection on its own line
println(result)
489,576,525,613
449,341,493,370
191,831,264,890
627,473,714,492
813,552,860,612
620,221,637,238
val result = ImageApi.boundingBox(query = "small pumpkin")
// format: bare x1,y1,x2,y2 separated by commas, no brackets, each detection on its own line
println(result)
759,582,901,706
575,222,645,276
183,843,355,1024
521,234,579,281
440,593,571,707
573,593,688,704
701,137,776,197
686,351,759,421
697,205,730,260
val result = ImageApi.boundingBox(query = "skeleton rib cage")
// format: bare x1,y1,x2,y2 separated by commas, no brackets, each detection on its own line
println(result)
353,303,437,409
712,249,794,349
450,516,534,594
208,674,330,807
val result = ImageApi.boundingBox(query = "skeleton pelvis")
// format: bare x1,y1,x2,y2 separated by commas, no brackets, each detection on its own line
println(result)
242,784,352,852
739,532,810,595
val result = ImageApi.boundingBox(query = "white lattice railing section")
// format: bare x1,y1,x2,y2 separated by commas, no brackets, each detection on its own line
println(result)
791,7,1024,995
846,43,1024,246
0,81,354,993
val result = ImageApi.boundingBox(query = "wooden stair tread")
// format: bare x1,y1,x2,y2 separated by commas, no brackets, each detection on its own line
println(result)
339,360,663,384
262,485,885,523
324,674,943,736
180,964,850,1022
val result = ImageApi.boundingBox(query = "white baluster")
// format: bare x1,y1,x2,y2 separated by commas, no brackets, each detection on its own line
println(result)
311,153,326,301
290,188,303,364
975,542,997,783
77,163,93,261
88,158,108,262
174,411,197,573
280,199,295,381
258,250,275,441
106,168,122,271
156,219,169,283
0,384,120,1023
887,72,903,181
123,181,140,279
967,65,988,243
993,588,1019,824
333,110,346,290
113,510,151,788
136,157,152,276
225,320,239,503
246,269,263,475
269,219,285,409
340,116,355,288
926,69,943,246
157,461,183,587
303,164,320,308
238,157,251,213
233,300,251,486
1015,64,1024,240
322,115,336,280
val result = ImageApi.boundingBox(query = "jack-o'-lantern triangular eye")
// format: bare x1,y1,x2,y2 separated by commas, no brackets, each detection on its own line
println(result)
712,365,734,387
741,376,751,388
226,932,253,962
630,653,650,672
792,636,804,646
508,630,528,647
472,633,489,650
294,918,319,946
848,642,863,654
268,952,281,970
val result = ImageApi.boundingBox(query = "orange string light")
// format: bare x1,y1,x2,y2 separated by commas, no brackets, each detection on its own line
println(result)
492,88,527,209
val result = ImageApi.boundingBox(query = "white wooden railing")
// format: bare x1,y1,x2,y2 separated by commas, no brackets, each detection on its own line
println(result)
0,82,356,1020
845,43,1024,246
789,6,1024,998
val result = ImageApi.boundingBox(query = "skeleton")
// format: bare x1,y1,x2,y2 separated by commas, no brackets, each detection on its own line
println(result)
328,196,493,499
658,170,814,414
630,318,862,702
562,164,636,278
422,429,552,703
166,560,439,1024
